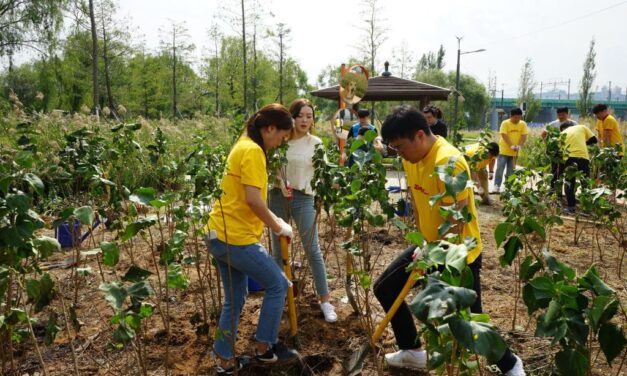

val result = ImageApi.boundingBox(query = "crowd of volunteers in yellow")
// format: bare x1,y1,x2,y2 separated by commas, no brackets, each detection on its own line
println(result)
204,99,623,376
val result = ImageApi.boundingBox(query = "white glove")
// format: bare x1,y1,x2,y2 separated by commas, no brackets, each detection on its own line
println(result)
412,247,422,260
274,218,293,238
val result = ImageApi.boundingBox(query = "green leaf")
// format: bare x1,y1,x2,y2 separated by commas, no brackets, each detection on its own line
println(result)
23,173,44,195
363,129,377,143
101,241,120,267
544,300,561,324
544,251,575,280
139,303,154,318
129,187,156,206
405,231,424,247
99,282,127,311
44,312,60,346
6,193,31,213
350,180,361,194
122,266,152,283
598,323,626,365
127,281,153,306
494,222,514,247
522,283,551,315
589,295,619,333
121,217,157,241
499,235,522,267
349,139,365,153
519,255,542,282
166,263,189,289
409,277,477,321
555,348,588,376
26,273,54,313
445,242,469,273
0,175,14,194
33,236,61,259
580,266,615,296
74,206,94,226
523,217,545,239
113,322,135,344
124,123,142,131
15,151,34,168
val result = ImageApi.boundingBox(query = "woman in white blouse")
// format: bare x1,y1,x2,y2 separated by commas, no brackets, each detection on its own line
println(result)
269,98,338,323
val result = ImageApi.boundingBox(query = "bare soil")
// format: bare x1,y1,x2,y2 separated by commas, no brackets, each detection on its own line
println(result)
10,198,627,376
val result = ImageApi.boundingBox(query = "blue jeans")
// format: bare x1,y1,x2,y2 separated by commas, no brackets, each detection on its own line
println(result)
494,154,515,188
269,189,329,297
207,238,288,359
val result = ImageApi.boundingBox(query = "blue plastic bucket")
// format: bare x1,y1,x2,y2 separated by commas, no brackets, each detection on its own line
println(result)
247,277,264,292
55,220,82,248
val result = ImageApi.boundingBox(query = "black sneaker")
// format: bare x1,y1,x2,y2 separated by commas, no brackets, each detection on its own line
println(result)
216,358,244,375
255,343,299,363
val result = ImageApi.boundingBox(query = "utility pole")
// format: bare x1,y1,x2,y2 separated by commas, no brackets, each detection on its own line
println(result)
501,85,504,107
567,79,571,100
608,81,612,102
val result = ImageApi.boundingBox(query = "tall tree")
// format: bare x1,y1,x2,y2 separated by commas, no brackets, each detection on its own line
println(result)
392,40,414,79
240,0,248,113
416,45,446,73
0,0,66,62
358,0,388,76
159,20,195,119
206,21,222,115
577,39,596,118
269,23,290,105
517,58,541,122
87,0,99,115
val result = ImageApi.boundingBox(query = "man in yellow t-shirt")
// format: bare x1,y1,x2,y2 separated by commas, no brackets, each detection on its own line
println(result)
592,104,624,156
559,122,597,215
373,106,525,376
464,142,499,205
493,108,529,193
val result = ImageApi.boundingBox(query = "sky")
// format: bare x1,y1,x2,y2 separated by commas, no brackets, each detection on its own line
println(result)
83,0,627,98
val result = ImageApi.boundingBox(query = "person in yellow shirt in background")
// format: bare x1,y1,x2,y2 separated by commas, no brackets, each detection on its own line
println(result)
592,103,624,156
374,106,525,376
559,121,597,215
492,108,529,193
206,104,297,375
464,142,499,205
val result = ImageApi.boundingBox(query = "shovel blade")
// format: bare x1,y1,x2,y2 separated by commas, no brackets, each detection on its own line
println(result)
344,343,371,376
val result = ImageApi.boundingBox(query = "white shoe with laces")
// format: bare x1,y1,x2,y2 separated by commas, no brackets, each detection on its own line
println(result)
505,354,526,376
320,302,337,323
385,349,427,370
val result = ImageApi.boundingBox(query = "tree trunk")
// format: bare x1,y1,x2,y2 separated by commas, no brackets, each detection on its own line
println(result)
214,36,220,116
252,22,257,111
88,0,99,117
279,32,283,105
100,5,118,120
241,0,248,114
172,25,178,119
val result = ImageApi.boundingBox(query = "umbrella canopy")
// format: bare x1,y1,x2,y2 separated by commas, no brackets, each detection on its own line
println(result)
311,74,451,102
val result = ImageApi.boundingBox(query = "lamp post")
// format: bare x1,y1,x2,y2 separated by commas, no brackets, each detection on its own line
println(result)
452,36,485,129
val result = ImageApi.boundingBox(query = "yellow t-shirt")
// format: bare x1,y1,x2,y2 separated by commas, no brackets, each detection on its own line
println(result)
498,119,529,157
562,124,594,160
208,135,268,245
464,143,494,171
402,137,482,264
595,114,624,155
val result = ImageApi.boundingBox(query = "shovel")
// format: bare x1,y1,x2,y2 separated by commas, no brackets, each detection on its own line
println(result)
280,236,299,348
344,269,421,376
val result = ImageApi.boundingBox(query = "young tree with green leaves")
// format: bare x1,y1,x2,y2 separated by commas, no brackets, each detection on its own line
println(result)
577,39,596,118
517,58,540,122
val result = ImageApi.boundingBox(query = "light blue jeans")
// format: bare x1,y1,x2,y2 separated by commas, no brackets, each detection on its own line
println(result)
494,154,515,188
269,189,329,297
207,237,288,359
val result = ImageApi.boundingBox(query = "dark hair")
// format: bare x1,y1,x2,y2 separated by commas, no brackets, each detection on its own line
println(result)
357,109,370,118
559,120,576,131
510,108,523,116
556,107,569,114
246,103,293,151
381,105,431,142
592,104,608,114
289,98,315,122
422,105,443,119
486,142,499,156
357,126,377,137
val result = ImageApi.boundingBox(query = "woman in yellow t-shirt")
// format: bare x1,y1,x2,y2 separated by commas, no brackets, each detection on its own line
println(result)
206,104,296,374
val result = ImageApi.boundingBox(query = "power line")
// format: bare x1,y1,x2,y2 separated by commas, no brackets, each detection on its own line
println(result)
487,1,627,44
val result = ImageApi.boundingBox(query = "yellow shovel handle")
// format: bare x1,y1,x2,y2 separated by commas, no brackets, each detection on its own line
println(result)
280,236,298,337
372,269,421,342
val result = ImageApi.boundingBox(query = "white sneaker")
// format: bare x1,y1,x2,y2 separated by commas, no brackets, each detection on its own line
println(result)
490,186,501,194
505,354,526,376
385,349,427,370
320,302,337,323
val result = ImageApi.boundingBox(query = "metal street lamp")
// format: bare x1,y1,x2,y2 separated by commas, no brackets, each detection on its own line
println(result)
452,36,486,129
